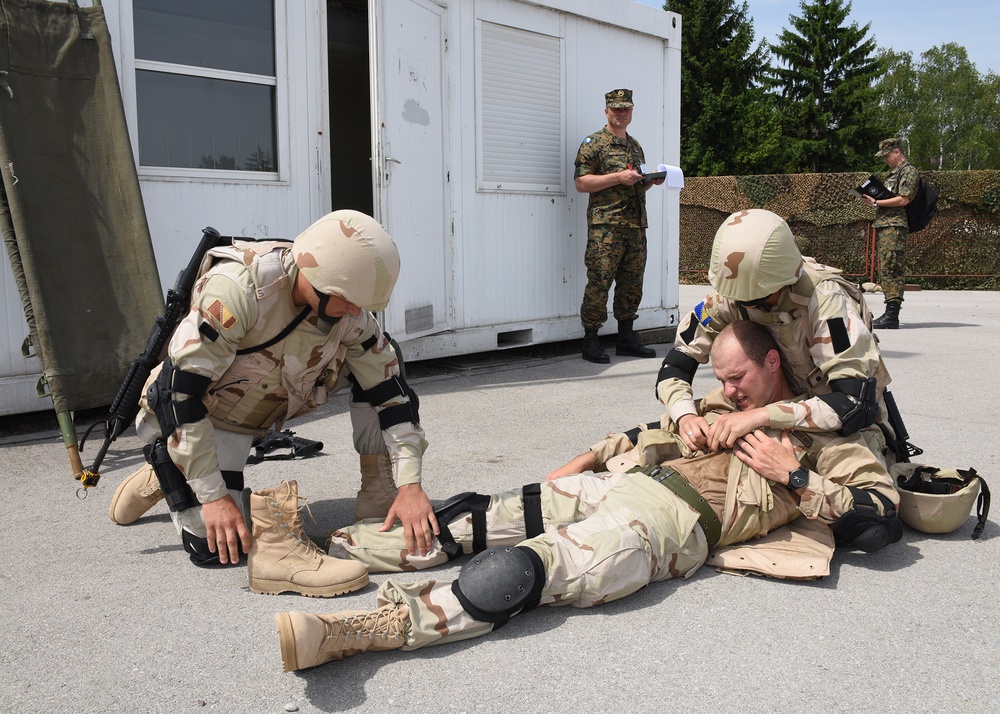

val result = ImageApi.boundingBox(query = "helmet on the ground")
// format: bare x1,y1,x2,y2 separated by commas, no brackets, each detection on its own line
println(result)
291,210,400,312
893,464,984,535
708,209,803,302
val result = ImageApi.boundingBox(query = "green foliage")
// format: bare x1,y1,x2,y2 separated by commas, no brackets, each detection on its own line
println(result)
665,0,782,176
876,44,1000,170
762,0,882,173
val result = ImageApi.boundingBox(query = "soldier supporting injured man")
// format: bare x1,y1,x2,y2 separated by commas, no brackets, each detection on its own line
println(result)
272,321,902,671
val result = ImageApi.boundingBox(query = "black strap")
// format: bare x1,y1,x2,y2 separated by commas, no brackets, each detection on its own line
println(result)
962,468,991,540
236,307,310,355
522,483,544,539
433,493,492,560
377,402,419,430
361,376,408,406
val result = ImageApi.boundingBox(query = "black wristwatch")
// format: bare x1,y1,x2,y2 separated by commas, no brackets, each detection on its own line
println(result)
787,467,809,490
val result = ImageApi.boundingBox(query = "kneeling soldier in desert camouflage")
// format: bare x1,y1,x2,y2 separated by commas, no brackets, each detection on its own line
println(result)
273,321,901,671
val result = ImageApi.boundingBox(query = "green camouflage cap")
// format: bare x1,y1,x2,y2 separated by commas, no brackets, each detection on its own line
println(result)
875,137,901,157
605,88,633,108
708,209,803,302
291,210,400,312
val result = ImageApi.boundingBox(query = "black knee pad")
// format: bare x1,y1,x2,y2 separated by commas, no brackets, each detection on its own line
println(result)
451,545,545,629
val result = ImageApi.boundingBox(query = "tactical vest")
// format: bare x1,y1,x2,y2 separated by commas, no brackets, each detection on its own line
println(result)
747,259,891,397
198,241,352,435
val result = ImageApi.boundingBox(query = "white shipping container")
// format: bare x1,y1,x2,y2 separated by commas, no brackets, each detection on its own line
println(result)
0,0,681,414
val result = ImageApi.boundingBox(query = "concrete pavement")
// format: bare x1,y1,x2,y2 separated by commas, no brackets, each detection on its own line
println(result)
2,285,997,713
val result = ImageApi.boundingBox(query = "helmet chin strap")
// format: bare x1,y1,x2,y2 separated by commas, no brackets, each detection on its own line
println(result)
312,287,341,326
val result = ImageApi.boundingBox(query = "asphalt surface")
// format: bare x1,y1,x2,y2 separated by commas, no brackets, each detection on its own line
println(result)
2,285,998,713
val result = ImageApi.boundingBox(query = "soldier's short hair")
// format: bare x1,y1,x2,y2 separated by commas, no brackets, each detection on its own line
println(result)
720,321,780,367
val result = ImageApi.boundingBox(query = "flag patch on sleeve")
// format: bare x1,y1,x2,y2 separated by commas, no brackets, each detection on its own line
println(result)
207,300,238,330
694,301,711,327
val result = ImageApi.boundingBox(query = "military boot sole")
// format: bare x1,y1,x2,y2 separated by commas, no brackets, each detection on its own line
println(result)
250,571,370,598
275,612,305,672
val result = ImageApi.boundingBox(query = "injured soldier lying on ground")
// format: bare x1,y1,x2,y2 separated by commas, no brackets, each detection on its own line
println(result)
271,320,901,672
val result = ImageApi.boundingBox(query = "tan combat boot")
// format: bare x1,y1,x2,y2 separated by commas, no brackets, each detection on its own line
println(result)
108,464,164,525
354,452,398,521
275,603,408,672
248,481,369,597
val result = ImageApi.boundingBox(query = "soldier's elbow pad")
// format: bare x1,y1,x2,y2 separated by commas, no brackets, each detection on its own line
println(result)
655,349,699,398
819,376,879,436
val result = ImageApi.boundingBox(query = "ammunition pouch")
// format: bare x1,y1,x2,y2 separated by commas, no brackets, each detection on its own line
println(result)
818,376,879,436
831,487,902,553
451,545,545,629
146,358,211,436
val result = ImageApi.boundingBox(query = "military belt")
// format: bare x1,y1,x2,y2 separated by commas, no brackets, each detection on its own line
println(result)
629,465,722,547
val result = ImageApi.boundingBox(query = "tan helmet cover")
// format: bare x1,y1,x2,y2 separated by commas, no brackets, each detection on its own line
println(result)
291,210,400,312
893,464,981,534
708,209,803,302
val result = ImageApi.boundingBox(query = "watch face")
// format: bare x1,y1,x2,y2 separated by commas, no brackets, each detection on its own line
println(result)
789,468,808,489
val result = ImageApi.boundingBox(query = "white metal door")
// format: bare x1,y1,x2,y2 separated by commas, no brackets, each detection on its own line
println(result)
372,0,451,340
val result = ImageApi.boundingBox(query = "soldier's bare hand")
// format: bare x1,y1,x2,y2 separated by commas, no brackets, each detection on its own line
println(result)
734,430,800,483
677,414,710,452
707,408,770,451
203,495,251,565
380,483,439,555
620,168,643,186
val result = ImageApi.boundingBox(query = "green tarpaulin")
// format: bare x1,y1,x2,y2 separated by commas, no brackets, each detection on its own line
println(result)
0,0,162,426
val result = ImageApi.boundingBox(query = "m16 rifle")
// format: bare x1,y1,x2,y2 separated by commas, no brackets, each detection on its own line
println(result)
78,227,228,490
883,389,923,463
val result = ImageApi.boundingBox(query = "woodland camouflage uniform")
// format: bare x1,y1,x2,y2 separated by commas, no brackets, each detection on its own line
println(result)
872,155,920,304
575,126,648,329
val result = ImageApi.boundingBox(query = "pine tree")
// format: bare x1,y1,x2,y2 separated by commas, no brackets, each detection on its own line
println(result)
665,0,781,175
763,0,882,173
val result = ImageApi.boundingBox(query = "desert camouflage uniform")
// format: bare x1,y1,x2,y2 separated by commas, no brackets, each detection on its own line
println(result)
136,240,426,505
657,258,893,459
575,128,648,329
872,160,920,303
329,387,895,650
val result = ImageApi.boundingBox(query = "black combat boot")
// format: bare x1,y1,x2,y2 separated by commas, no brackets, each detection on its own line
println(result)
615,320,656,358
582,329,610,364
872,301,901,330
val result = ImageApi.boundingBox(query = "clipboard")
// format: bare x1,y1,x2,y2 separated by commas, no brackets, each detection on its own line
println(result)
851,175,895,201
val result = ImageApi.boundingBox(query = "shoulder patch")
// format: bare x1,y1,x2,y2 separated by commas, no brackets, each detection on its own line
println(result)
207,299,238,330
693,301,711,327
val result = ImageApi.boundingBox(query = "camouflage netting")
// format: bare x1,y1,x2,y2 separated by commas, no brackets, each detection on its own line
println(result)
679,171,1000,289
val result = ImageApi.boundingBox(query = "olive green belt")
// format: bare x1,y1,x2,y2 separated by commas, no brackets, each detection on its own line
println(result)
628,465,722,547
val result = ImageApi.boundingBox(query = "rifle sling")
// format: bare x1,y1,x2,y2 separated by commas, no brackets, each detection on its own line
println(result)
236,307,311,355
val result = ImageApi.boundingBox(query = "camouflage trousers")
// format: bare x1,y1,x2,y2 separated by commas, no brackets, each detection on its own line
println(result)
580,224,647,330
875,225,908,303
331,471,707,650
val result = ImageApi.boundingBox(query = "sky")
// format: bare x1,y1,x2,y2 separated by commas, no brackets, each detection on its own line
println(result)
634,0,997,76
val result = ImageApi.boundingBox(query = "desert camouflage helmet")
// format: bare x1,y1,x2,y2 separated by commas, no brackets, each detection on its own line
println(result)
708,209,803,302
893,464,988,537
291,210,400,312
